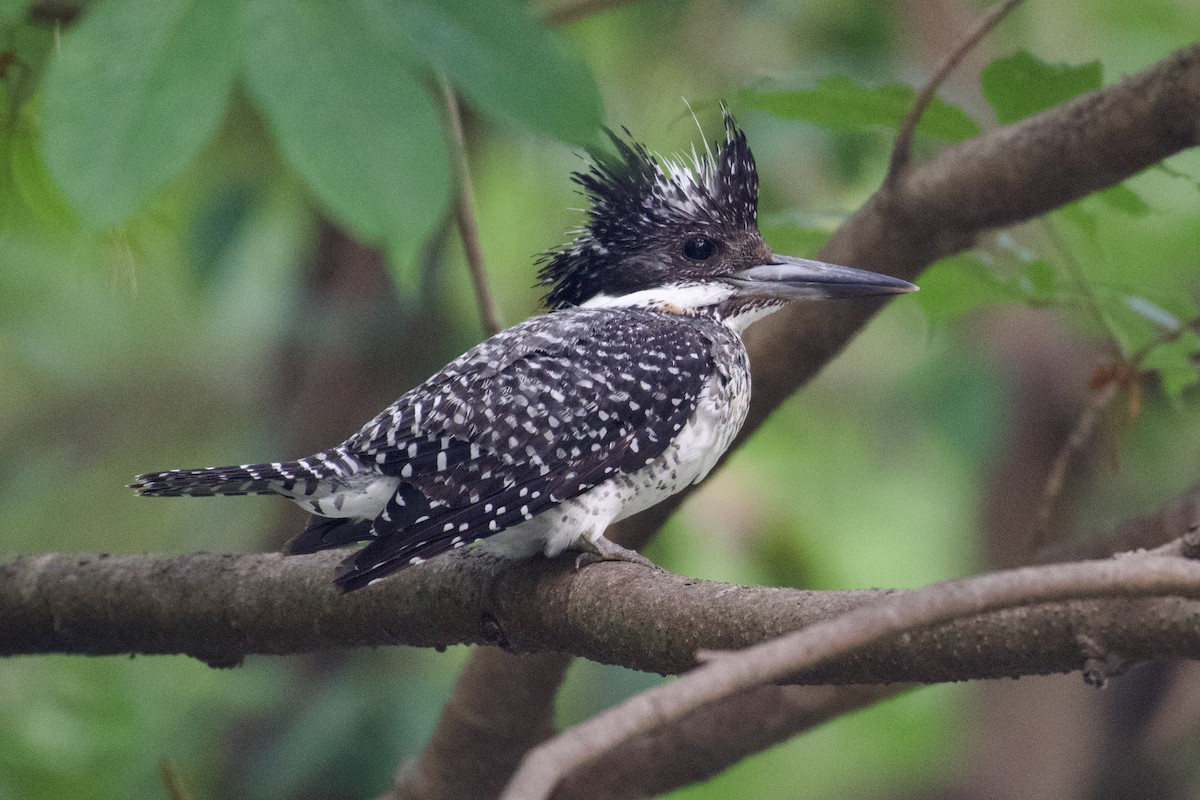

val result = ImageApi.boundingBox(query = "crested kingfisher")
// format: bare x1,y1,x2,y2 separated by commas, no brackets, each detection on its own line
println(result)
131,112,916,591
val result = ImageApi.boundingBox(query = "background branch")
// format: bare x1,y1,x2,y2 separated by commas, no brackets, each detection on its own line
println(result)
552,683,904,800
386,651,572,800
442,77,504,336
886,0,1024,182
504,550,1200,799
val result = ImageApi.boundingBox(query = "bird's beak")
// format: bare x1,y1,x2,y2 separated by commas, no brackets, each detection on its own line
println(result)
729,255,917,299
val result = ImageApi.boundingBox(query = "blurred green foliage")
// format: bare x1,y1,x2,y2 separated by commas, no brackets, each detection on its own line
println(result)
2,0,1200,798
33,0,601,268
738,76,981,143
980,50,1102,123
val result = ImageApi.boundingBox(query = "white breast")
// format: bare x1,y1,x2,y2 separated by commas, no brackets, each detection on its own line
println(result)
484,372,750,560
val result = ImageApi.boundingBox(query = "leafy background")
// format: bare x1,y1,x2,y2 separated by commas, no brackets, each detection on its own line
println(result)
2,0,1200,798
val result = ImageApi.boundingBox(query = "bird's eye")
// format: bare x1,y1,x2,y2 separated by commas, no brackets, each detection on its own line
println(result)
682,237,717,261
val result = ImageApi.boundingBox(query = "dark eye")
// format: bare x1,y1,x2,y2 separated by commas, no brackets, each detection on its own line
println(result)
682,237,717,261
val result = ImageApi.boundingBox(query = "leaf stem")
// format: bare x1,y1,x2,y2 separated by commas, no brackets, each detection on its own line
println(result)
886,0,1024,185
441,77,504,336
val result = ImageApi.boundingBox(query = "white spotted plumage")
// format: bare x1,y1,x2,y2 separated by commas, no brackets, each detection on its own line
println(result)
131,109,914,591
133,306,746,591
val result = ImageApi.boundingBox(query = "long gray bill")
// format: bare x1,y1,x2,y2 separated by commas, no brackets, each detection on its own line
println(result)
729,255,917,299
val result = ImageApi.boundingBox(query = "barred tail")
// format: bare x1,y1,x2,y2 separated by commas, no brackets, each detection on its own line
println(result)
129,461,316,498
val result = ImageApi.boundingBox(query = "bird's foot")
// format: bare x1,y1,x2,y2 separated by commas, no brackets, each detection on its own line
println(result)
573,536,660,571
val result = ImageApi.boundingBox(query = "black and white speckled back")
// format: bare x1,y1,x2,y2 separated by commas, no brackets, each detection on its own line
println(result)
328,306,747,587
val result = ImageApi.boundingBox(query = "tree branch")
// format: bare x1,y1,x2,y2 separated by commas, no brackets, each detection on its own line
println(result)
552,683,903,800
8,545,1200,682
886,0,1024,183
386,651,572,800
503,549,1200,799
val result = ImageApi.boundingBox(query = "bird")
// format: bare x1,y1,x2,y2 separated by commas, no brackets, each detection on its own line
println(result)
131,111,916,592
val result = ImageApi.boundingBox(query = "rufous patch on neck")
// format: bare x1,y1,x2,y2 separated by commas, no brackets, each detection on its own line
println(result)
652,301,692,315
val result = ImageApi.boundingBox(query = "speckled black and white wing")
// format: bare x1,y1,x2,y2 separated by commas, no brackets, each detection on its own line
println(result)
129,112,910,592
325,307,723,589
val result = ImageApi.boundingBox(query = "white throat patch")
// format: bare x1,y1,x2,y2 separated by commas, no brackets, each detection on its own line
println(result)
580,281,736,312
580,281,784,334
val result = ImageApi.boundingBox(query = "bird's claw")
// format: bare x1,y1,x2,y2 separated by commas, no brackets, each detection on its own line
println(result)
573,538,661,571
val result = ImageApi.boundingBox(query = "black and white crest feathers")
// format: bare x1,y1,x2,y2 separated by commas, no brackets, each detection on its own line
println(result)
538,110,760,310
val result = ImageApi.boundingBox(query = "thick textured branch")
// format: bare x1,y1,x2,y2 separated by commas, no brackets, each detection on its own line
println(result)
7,548,1200,684
504,552,1200,799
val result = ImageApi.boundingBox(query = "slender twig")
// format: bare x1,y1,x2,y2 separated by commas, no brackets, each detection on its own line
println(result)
159,758,193,800
441,77,504,336
502,550,1200,800
886,0,1025,185
1031,314,1200,549
1043,219,1127,354
542,0,641,27
1036,484,1200,564
1029,379,1120,549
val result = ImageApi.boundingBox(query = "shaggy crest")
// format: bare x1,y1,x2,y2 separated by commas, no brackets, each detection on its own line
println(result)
538,110,760,309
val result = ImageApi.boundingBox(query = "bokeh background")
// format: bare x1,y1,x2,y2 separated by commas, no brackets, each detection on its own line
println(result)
3,0,1200,798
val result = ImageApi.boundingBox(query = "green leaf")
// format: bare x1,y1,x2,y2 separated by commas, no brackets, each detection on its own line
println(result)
1141,330,1200,400
1056,201,1098,239
1019,259,1057,302
913,253,1024,324
358,0,603,145
0,0,26,25
981,51,1102,124
9,103,77,230
1096,183,1151,217
243,0,450,268
40,0,239,226
739,76,980,143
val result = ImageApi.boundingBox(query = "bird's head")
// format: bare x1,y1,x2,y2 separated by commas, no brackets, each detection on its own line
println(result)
537,111,915,329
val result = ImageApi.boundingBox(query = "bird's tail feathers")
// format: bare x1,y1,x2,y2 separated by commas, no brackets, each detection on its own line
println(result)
129,461,314,498
285,515,375,555
334,534,463,592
